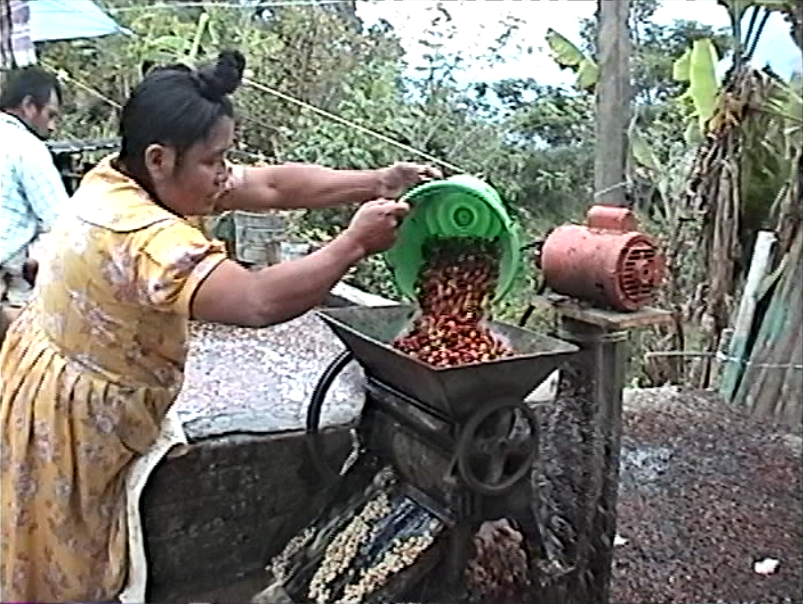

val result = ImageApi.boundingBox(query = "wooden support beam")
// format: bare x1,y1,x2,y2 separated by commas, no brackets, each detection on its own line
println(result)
594,0,632,207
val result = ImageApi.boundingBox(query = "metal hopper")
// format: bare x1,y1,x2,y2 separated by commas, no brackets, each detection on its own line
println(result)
316,304,578,420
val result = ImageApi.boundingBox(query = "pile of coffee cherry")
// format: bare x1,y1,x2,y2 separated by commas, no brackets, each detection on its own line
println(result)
392,237,512,368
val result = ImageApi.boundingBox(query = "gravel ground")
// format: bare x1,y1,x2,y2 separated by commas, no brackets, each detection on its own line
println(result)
173,315,365,440
612,386,803,604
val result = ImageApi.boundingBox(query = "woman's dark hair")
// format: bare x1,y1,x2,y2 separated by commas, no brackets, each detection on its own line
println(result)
118,49,246,181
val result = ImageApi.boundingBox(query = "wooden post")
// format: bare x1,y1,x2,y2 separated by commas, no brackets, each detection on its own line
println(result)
594,0,632,207
531,297,673,604
1,0,12,75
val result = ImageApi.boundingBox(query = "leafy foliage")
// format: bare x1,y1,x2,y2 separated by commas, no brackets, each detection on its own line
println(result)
38,0,802,376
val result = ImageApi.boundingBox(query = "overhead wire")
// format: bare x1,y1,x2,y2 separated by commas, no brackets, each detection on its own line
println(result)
40,62,462,171
243,77,467,173
42,62,122,109
105,0,361,13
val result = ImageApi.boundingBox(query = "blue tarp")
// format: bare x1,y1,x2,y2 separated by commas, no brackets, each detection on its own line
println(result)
29,0,131,42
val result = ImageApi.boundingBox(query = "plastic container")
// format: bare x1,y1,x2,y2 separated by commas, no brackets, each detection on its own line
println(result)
233,211,287,266
281,241,312,262
384,175,522,303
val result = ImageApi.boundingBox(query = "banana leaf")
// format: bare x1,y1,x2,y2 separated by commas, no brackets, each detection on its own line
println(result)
545,28,599,91
673,38,721,136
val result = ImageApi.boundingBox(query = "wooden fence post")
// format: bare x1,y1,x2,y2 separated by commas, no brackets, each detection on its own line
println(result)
594,0,632,208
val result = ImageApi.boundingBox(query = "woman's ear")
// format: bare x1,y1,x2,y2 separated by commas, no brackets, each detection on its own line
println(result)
143,144,176,184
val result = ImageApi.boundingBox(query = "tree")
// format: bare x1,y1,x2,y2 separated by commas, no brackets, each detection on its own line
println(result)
579,0,732,104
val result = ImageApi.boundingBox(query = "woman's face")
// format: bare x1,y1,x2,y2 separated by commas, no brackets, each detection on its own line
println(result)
143,116,235,216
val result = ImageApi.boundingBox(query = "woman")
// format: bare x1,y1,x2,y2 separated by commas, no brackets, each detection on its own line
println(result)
0,50,439,602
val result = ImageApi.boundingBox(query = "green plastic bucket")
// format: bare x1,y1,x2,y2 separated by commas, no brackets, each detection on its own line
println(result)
384,175,522,303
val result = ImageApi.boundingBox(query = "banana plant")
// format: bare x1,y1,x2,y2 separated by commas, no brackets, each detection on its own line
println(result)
544,28,599,91
542,18,799,217
762,70,803,153
541,27,716,145
716,0,797,66
671,0,800,141
716,0,790,24
672,38,721,143
628,109,697,224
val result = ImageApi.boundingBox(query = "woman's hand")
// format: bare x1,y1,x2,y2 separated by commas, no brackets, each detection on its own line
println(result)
343,198,411,256
376,163,442,199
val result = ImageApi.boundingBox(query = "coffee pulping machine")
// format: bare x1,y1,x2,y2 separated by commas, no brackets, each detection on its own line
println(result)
275,177,672,604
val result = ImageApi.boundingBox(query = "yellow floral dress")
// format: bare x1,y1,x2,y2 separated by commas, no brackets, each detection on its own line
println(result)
0,157,229,602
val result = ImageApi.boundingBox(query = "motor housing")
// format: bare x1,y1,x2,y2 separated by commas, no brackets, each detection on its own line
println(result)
539,206,665,311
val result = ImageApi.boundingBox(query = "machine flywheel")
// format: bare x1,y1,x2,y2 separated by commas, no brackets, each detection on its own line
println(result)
455,399,538,496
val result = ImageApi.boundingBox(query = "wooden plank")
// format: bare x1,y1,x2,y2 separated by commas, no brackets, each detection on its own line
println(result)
750,242,802,424
594,0,632,207
734,228,803,430
532,295,673,330
773,316,803,428
720,230,777,400
328,281,398,307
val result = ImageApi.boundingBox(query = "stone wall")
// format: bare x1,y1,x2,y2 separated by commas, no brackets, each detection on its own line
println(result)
143,429,351,602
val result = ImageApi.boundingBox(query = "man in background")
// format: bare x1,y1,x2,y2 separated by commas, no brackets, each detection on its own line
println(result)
0,65,68,314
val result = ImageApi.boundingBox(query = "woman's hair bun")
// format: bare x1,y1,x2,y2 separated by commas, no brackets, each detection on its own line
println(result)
196,49,246,101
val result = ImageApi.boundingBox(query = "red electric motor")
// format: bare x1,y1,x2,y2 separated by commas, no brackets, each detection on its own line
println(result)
538,205,666,312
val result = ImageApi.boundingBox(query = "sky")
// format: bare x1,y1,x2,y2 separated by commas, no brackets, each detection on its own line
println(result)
355,0,802,87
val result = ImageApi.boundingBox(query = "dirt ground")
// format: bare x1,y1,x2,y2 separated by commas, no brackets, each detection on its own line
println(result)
611,386,802,604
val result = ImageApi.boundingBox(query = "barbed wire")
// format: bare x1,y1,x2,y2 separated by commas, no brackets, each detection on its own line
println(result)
644,350,803,371
43,62,122,108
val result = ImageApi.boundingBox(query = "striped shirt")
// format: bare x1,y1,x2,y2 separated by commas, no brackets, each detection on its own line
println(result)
0,111,68,267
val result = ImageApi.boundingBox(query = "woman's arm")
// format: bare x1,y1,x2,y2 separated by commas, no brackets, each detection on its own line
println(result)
192,232,363,326
191,198,409,326
216,162,441,212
